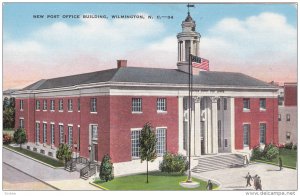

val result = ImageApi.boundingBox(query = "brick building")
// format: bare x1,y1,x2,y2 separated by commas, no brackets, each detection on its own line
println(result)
13,12,279,164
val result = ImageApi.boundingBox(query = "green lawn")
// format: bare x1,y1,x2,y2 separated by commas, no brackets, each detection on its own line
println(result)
253,148,297,169
94,172,218,190
4,145,64,167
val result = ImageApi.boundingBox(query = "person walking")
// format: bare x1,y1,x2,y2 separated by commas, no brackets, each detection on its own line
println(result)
279,157,283,171
256,176,262,190
245,172,253,187
206,180,213,190
253,174,258,190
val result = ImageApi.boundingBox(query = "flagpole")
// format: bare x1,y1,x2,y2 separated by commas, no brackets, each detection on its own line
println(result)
187,46,192,182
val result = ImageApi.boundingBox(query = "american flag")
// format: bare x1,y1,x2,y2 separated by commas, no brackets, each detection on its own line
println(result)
191,55,210,71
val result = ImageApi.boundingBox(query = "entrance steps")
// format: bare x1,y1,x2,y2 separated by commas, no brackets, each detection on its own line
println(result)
192,153,245,173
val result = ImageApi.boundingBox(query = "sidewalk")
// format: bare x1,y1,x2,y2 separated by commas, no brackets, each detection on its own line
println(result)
3,148,101,190
192,162,297,191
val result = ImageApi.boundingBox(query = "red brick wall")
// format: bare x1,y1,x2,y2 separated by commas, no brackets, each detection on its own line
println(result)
109,96,178,163
235,97,278,149
284,84,297,106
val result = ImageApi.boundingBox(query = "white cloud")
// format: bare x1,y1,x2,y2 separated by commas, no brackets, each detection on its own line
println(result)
201,12,297,82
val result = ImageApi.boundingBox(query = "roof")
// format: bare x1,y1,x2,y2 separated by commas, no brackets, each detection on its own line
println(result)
22,67,276,91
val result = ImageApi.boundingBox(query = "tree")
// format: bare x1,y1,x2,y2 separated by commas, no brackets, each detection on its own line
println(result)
139,122,157,183
3,97,15,129
56,143,72,163
99,154,114,182
13,128,27,149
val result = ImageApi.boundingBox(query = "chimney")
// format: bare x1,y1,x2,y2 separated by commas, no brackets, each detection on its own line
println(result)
117,60,127,68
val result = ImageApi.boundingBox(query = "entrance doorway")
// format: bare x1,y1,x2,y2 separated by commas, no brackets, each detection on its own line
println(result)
91,144,98,162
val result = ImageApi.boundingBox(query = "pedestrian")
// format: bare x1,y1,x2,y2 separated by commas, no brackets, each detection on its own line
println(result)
256,176,262,190
253,174,258,190
245,155,249,165
206,179,213,190
279,157,283,171
245,172,253,187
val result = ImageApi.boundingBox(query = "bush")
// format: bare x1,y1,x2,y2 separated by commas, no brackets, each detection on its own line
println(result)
292,144,297,150
251,145,263,160
99,154,114,182
285,142,293,149
159,153,188,174
3,133,12,145
263,144,279,161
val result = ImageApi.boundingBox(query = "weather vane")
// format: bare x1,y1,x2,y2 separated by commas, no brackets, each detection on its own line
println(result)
187,3,195,13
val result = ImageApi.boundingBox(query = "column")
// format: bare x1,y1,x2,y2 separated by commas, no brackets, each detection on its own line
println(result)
211,97,219,154
230,97,235,153
178,96,184,154
178,42,180,61
182,40,186,62
194,97,201,156
206,98,212,154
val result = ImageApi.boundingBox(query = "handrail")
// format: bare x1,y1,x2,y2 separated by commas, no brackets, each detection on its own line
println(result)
80,164,90,178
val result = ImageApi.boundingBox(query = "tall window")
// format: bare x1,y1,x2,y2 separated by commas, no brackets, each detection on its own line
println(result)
36,122,40,143
68,99,73,111
50,100,55,111
200,98,205,110
183,122,188,150
224,98,227,110
36,100,40,110
156,128,166,156
50,124,55,145
157,98,166,112
20,100,24,110
43,123,47,143
78,126,81,151
260,98,266,110
132,98,142,112
19,118,24,129
68,126,73,146
286,114,290,121
43,100,47,110
217,99,220,110
243,124,250,146
59,99,63,111
131,129,141,158
91,125,98,140
243,99,250,110
259,123,266,144
78,98,80,111
218,120,222,147
90,98,97,112
59,125,64,144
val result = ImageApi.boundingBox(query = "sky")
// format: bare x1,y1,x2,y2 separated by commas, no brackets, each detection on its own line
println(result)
3,2,298,90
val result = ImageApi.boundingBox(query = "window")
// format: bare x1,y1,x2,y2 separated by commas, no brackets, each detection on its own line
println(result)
20,100,24,110
50,100,55,111
43,123,47,143
217,99,220,110
183,122,188,150
286,114,290,121
91,125,98,140
59,125,64,144
59,99,63,111
157,98,166,112
36,122,40,143
90,98,97,113
259,123,266,144
243,99,250,110
243,124,250,146
200,98,205,110
286,132,291,141
132,98,142,112
78,98,80,111
224,139,228,147
156,128,166,156
68,99,73,111
131,129,141,158
218,120,222,147
50,124,55,145
36,100,40,110
278,114,281,121
43,100,47,110
19,118,24,129
260,98,266,110
78,126,80,151
183,97,188,110
68,126,73,146
224,98,227,110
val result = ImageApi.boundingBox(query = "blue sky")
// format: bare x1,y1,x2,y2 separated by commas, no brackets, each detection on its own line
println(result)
3,3,297,89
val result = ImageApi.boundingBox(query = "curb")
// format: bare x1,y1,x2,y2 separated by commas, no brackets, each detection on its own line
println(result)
191,175,221,190
3,162,60,190
3,146,64,169
89,182,108,190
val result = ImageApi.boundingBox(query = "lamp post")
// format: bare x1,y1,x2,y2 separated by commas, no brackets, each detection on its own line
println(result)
88,145,92,163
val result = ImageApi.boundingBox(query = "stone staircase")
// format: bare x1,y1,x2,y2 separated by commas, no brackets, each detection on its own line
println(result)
192,154,245,173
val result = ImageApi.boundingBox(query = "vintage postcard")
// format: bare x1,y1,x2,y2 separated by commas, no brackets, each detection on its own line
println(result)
2,2,298,195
